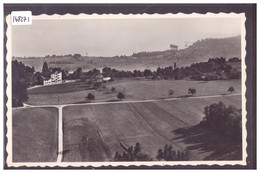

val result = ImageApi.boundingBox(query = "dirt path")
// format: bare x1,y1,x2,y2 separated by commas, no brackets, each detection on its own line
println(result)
13,93,241,162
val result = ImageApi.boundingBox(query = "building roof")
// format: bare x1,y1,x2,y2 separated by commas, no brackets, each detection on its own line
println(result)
103,77,111,81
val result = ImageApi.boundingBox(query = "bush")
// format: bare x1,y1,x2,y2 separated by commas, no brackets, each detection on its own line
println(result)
188,88,196,96
93,82,102,88
168,89,174,97
228,86,235,94
86,93,95,102
111,87,116,93
117,92,125,100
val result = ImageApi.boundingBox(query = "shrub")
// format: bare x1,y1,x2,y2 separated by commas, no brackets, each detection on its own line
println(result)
188,88,196,96
86,93,95,102
93,82,102,88
111,87,116,93
228,86,235,94
117,92,125,100
168,89,174,97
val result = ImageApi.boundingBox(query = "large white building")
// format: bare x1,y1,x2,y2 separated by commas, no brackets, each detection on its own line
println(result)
43,72,62,86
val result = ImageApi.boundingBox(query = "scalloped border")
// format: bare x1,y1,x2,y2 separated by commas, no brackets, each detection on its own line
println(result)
5,12,247,168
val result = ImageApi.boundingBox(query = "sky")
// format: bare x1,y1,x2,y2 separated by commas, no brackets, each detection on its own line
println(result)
11,17,241,57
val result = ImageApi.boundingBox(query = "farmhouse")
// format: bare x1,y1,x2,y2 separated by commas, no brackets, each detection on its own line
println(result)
43,71,62,86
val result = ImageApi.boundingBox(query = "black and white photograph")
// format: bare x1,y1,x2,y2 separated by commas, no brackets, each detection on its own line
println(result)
4,5,255,168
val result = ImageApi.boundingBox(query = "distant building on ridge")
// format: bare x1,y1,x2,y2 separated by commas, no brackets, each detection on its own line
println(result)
170,44,178,51
43,71,62,85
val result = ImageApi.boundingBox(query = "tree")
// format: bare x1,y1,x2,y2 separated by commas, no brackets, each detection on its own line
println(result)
156,149,164,160
117,92,125,100
42,62,48,73
114,142,152,161
32,72,43,85
134,142,141,155
174,62,177,69
203,102,241,141
163,144,168,159
73,67,82,79
12,60,34,107
188,88,196,96
102,67,112,77
111,87,116,93
42,62,51,77
114,151,120,161
73,53,81,59
228,86,235,94
86,93,95,102
144,69,153,77
93,82,102,88
168,89,174,97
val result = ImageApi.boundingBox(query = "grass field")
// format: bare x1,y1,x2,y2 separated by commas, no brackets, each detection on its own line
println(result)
12,107,58,162
62,95,241,161
28,80,89,94
27,79,241,105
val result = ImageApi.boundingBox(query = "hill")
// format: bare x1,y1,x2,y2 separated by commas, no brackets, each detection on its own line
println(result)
14,36,241,72
175,36,241,65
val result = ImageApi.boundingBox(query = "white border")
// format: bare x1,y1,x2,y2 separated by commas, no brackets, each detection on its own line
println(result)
5,12,247,168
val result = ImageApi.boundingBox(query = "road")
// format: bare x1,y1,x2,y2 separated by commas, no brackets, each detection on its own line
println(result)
13,93,241,162
56,105,64,162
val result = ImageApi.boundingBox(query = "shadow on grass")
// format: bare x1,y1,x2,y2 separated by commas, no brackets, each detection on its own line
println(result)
172,124,242,160
104,91,114,95
106,99,120,102
62,149,72,155
157,95,192,100
176,95,193,98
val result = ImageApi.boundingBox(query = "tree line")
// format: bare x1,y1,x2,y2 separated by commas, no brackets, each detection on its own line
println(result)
11,57,240,107
156,145,189,161
68,57,240,81
114,142,152,161
113,142,188,161
12,60,34,107
15,56,241,86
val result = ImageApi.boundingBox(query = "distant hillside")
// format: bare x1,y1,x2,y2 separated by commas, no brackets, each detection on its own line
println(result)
175,36,241,64
14,36,241,72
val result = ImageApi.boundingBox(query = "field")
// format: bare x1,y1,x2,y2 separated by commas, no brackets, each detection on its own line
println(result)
62,95,241,161
12,107,58,162
27,79,241,105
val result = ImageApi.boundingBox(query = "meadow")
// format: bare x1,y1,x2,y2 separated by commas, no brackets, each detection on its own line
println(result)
26,79,241,105
62,95,241,161
12,107,58,162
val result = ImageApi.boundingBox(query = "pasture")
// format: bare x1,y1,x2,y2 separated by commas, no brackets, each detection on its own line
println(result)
12,107,58,162
62,95,241,161
27,79,241,105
